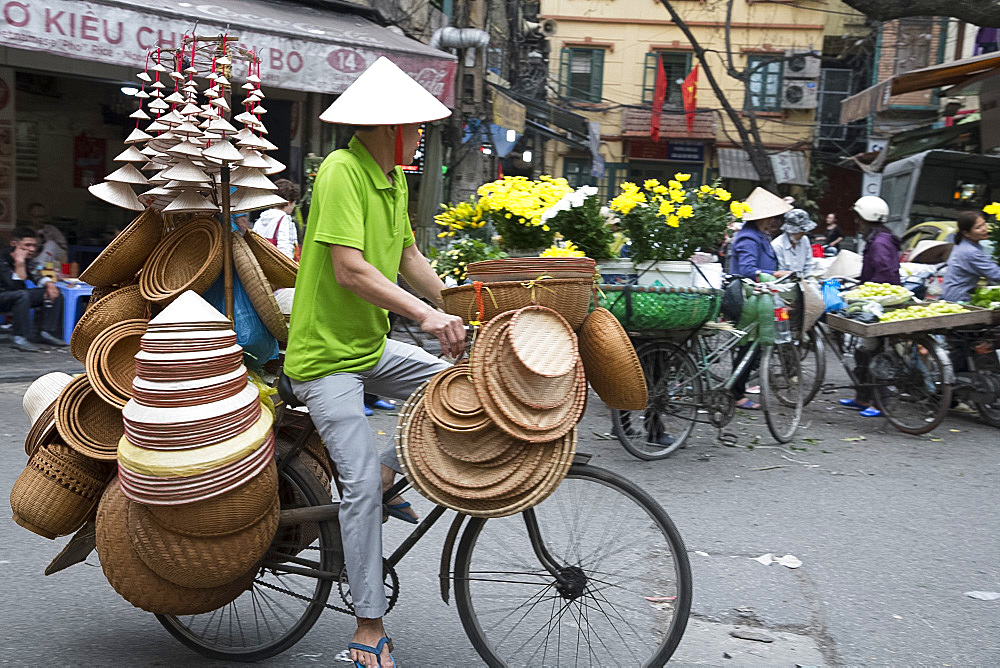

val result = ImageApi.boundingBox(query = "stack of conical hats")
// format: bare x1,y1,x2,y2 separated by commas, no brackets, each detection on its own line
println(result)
94,291,278,614
87,43,286,217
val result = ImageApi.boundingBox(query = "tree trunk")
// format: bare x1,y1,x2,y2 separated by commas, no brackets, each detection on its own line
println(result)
656,0,779,191
841,0,1000,26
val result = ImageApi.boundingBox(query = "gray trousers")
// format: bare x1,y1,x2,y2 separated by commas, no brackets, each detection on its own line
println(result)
291,339,448,618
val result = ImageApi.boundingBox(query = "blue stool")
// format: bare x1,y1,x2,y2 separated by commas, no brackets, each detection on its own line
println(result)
57,282,94,343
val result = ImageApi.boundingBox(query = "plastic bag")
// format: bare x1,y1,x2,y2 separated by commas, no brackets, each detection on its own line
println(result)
822,278,846,312
203,274,279,370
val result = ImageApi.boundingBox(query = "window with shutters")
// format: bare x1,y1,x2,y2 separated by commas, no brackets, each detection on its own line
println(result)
563,157,596,189
744,55,783,111
559,48,604,102
641,52,692,106
894,18,934,74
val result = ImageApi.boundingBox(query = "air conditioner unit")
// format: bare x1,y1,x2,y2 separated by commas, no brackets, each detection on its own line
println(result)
784,50,821,79
782,80,818,109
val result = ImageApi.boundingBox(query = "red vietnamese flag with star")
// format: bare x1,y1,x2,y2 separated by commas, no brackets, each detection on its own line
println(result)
650,56,668,142
682,64,699,134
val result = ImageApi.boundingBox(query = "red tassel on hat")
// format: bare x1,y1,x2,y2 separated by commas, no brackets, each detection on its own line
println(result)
395,125,404,166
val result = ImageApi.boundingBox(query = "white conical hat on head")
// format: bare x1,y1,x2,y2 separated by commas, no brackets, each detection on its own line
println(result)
741,187,793,222
319,56,452,125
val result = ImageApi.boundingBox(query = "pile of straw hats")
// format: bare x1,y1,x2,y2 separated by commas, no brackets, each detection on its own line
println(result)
397,305,584,517
11,372,116,539
87,41,286,217
95,291,277,612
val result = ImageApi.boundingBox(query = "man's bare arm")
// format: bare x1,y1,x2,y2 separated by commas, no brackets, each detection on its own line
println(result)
398,243,447,308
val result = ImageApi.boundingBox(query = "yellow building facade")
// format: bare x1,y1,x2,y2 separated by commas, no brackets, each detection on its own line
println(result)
540,0,827,197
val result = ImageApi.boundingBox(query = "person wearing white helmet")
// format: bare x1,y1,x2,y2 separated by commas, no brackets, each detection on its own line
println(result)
839,195,901,418
283,57,465,668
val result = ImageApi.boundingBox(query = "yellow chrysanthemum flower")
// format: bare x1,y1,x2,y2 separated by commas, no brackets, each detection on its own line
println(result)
643,179,661,190
985,202,1000,217
652,185,668,195
731,201,748,218
699,184,713,194
658,201,675,217
674,173,691,182
669,189,686,203
668,180,682,190
676,204,694,218
714,188,732,202
666,215,680,228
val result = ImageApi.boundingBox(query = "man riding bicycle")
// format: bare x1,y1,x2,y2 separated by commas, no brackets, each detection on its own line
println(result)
283,58,465,668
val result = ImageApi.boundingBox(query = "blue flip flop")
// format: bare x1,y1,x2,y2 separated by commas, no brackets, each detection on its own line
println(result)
859,406,881,417
367,398,395,411
349,637,395,668
364,404,374,417
838,398,867,410
385,501,418,524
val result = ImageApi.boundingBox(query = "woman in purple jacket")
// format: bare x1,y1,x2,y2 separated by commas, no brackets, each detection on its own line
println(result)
840,196,900,417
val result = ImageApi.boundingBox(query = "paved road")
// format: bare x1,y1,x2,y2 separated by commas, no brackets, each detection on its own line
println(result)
2,359,999,666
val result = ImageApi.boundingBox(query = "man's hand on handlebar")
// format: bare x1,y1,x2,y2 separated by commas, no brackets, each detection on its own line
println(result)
419,310,466,359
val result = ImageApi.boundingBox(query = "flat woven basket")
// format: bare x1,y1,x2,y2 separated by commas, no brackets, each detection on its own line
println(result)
244,230,298,289
85,319,148,409
10,443,113,539
442,278,593,330
70,284,149,362
95,479,256,615
233,231,288,342
597,284,721,332
139,217,223,305
577,308,648,410
80,209,164,287
55,374,124,461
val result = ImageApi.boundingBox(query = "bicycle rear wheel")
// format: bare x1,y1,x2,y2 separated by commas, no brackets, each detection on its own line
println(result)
760,342,803,443
156,452,339,662
453,463,692,667
873,334,952,435
611,341,701,460
970,350,1000,427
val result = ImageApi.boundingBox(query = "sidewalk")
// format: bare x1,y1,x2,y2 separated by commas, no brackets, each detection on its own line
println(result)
0,344,83,383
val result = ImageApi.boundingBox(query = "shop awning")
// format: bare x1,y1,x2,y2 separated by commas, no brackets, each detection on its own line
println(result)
840,51,1000,124
718,148,809,186
0,0,457,105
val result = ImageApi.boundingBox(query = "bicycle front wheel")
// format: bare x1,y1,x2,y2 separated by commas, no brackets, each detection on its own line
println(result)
454,463,692,667
156,452,339,662
760,342,804,443
611,341,701,460
873,334,952,434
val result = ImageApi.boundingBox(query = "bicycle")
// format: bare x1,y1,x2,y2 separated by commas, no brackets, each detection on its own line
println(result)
154,379,694,666
612,277,804,460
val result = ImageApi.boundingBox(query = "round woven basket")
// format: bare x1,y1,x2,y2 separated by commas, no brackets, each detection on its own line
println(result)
244,229,298,289
139,217,223,305
70,285,149,362
24,403,58,457
507,306,578,377
128,493,278,589
442,278,594,330
80,209,164,287
86,319,148,409
232,231,288,342
578,307,648,410
497,332,577,410
395,388,577,518
55,374,124,461
144,460,277,537
10,443,113,539
96,479,255,615
425,366,491,432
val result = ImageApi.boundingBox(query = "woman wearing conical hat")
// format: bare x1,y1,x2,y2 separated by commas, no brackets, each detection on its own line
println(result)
283,57,464,668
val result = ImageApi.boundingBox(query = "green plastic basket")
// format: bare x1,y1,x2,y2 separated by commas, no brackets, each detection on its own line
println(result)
597,284,722,332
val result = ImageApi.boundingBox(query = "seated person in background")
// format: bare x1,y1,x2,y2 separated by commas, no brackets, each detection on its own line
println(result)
27,203,68,267
252,179,300,260
824,213,844,248
941,211,1000,302
772,208,817,276
0,227,66,352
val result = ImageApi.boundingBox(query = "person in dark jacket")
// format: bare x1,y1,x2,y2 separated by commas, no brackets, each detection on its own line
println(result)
0,227,66,352
839,196,899,417
855,196,901,285
728,188,793,409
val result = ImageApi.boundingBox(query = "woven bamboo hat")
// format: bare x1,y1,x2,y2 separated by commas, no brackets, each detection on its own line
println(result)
232,231,287,342
22,372,73,423
577,308,648,410
139,217,223,305
244,230,298,289
70,284,149,362
10,442,113,539
95,478,256,615
24,403,59,458
80,208,164,287
54,373,125,461
741,187,793,222
319,57,452,125
85,319,148,409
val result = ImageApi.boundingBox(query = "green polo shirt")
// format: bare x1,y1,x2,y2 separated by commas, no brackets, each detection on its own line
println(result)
284,136,414,381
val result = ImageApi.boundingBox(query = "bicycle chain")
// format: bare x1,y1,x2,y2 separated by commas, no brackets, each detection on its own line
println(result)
254,574,356,615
